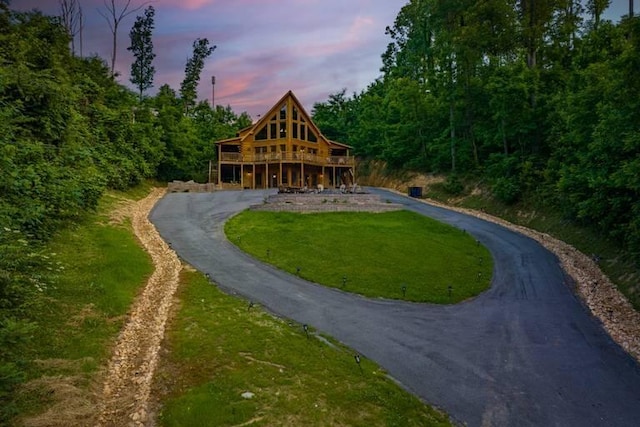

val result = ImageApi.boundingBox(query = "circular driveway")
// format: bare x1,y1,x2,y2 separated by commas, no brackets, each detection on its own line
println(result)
149,188,640,426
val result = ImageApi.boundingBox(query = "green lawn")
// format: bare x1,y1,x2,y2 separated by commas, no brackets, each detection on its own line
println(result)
225,210,493,303
11,187,154,424
11,186,453,426
427,184,640,311
156,270,450,427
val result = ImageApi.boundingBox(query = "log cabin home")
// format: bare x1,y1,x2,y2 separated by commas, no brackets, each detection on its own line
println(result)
214,91,355,190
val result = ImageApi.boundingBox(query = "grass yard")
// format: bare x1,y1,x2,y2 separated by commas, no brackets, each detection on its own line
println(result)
225,210,493,303
11,186,154,424
428,185,640,311
155,269,451,427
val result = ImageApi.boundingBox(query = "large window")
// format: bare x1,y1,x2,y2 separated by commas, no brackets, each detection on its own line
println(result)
256,125,267,140
308,130,317,143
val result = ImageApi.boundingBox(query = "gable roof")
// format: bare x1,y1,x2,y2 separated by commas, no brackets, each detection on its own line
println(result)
215,90,351,149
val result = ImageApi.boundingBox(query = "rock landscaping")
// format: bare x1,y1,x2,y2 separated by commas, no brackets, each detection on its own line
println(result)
250,192,403,213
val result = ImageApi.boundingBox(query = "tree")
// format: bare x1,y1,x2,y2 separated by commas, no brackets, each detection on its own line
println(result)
59,0,83,56
586,0,611,29
180,38,215,113
98,0,147,77
311,88,355,142
127,5,155,101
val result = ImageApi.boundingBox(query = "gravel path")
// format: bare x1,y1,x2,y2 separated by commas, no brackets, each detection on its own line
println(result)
97,188,182,427
150,189,640,427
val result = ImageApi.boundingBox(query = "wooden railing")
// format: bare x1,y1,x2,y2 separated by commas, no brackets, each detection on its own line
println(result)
219,152,354,165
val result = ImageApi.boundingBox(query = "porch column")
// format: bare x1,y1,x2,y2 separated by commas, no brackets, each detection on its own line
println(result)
279,162,283,187
301,162,304,187
241,164,244,189
217,144,221,186
266,162,269,189
252,164,256,189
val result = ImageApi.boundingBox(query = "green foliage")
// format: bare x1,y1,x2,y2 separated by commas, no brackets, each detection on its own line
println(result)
128,5,156,101
0,227,55,423
155,96,251,182
8,187,154,422
0,5,249,421
225,210,492,303
180,38,215,113
442,174,464,196
312,2,640,263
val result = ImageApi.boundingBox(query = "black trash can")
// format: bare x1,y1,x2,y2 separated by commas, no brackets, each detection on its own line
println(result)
408,186,423,198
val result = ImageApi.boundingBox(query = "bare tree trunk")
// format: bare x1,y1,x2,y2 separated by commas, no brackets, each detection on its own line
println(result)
59,0,82,56
631,0,635,17
98,0,147,77
502,117,508,155
79,4,83,57
450,101,456,172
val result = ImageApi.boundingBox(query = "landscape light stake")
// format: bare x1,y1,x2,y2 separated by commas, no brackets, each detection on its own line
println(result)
303,324,309,339
267,249,270,258
448,285,453,298
479,257,483,265
354,354,363,374
342,275,347,288
248,301,254,312
402,284,407,297
296,266,301,275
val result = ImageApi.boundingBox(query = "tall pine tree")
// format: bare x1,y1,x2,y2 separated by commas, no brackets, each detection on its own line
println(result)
128,5,155,101
180,38,215,114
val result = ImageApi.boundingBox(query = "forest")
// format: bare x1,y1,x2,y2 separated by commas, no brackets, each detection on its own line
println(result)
1,0,639,420
312,0,640,263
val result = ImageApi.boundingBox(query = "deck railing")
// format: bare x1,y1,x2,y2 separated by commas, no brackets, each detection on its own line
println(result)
219,152,354,165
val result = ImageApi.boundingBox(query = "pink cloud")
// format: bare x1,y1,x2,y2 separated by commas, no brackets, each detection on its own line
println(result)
12,0,406,118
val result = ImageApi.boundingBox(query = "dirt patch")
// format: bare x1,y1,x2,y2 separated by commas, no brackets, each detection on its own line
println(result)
357,160,445,193
97,188,183,427
20,375,101,427
108,198,136,226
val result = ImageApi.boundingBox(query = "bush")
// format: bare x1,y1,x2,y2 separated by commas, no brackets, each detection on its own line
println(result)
443,174,464,195
492,177,521,204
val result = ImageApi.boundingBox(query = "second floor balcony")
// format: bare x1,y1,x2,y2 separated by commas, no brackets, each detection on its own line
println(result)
219,152,354,166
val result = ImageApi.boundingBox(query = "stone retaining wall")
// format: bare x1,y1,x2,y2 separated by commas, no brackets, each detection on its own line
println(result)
251,193,403,213
167,181,216,193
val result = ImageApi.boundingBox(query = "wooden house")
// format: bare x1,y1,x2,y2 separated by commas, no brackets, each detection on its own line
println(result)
214,91,355,190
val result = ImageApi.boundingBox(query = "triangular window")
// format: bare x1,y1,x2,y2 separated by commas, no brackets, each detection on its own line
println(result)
256,125,267,140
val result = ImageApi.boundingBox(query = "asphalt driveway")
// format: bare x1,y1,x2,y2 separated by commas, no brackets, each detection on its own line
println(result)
149,188,640,426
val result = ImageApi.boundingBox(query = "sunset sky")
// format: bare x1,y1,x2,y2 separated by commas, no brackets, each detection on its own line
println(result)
15,0,630,119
